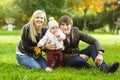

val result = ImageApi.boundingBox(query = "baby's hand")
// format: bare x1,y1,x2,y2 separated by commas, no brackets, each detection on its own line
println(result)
54,33,60,38
37,44,40,47
37,43,42,47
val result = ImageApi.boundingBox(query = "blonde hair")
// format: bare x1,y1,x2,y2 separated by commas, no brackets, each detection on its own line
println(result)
28,10,47,43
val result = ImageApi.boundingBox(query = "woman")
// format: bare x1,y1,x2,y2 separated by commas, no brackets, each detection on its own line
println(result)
46,15,119,73
16,10,47,69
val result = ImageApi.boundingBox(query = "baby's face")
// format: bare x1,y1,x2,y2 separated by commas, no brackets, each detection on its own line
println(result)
50,26,59,34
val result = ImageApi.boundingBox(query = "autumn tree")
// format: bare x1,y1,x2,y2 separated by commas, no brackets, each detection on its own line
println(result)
102,0,120,32
67,0,106,31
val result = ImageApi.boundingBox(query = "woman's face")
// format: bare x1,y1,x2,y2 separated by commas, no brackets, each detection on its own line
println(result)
59,22,72,36
34,14,45,27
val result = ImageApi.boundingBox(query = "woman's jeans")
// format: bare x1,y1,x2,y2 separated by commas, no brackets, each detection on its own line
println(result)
63,45,107,68
16,54,46,69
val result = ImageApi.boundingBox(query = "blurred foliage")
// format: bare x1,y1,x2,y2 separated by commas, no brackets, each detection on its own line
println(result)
0,0,120,32
73,14,103,31
70,0,106,31
99,0,120,32
73,16,84,30
13,0,68,27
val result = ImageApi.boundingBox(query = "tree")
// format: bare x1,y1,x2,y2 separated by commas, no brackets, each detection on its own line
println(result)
66,0,106,31
102,0,120,32
13,0,67,26
0,0,71,28
0,0,22,27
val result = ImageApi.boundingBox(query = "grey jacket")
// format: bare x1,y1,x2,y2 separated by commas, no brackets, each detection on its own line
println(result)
62,27,104,60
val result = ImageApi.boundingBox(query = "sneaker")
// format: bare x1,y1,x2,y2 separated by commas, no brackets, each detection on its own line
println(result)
16,62,21,66
102,62,119,73
45,67,52,72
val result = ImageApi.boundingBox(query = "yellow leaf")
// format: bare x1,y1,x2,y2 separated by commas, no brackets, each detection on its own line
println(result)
34,47,41,55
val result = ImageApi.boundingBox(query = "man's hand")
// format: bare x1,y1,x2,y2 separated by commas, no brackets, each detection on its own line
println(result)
95,54,103,66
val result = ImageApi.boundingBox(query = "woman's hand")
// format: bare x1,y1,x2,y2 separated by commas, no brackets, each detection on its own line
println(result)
45,40,56,50
95,54,103,66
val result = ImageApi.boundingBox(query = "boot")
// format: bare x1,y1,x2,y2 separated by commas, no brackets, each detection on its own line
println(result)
100,62,119,73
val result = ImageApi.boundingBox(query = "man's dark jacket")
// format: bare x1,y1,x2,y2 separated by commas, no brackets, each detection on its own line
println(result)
62,27,104,60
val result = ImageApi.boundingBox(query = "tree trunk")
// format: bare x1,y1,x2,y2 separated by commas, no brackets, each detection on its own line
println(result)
82,9,88,31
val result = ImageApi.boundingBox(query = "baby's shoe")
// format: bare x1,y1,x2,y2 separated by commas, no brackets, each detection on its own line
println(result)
45,67,52,72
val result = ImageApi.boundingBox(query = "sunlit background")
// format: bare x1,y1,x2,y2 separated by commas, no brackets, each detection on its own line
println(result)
0,0,120,33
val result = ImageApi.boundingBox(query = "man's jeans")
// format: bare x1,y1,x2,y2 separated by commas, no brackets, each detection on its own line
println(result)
63,45,106,68
16,54,46,69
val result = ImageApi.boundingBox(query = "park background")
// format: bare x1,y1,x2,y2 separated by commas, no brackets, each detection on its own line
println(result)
0,0,120,80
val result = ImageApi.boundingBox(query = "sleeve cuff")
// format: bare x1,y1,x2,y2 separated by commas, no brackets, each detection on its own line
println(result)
98,51,103,55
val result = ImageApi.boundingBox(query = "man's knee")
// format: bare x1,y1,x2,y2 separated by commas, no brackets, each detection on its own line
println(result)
89,45,95,49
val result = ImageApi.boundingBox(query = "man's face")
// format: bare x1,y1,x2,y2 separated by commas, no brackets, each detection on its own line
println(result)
59,22,72,36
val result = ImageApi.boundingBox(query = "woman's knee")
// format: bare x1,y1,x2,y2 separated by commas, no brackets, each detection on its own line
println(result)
24,61,42,69
16,54,42,69
31,64,41,69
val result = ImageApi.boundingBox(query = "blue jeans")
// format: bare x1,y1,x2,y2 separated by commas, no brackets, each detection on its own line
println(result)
16,54,46,69
63,56,91,68
63,45,107,68
80,45,107,68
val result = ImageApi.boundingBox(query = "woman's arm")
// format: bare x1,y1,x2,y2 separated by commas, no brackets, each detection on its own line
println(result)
21,25,35,53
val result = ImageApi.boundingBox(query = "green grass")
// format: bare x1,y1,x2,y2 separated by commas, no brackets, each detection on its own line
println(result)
0,29,120,80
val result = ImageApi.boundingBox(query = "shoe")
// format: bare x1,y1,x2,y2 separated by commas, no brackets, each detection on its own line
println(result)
57,66,62,69
45,67,52,72
16,62,21,66
102,62,119,73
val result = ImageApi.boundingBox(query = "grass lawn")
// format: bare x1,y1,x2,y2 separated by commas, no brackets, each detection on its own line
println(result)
0,29,120,80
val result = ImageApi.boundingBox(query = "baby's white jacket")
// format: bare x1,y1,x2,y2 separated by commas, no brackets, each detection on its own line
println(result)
38,29,66,49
